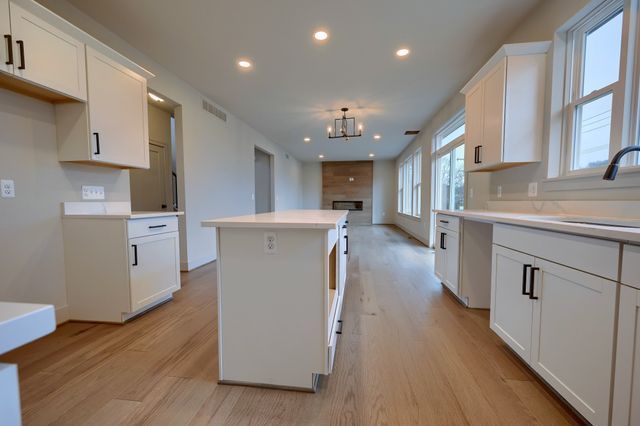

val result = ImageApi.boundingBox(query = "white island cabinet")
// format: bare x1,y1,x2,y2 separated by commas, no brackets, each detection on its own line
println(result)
202,209,349,391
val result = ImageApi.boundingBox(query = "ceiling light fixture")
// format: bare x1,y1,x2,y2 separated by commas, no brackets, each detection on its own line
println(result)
373,134,381,140
314,30,329,41
369,153,375,158
304,137,311,143
396,48,410,57
237,59,252,69
327,107,363,141
148,92,164,102
318,154,325,159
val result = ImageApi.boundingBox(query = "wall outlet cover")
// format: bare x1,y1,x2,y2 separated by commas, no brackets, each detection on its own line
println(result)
82,185,105,200
264,232,277,254
497,186,502,198
528,182,538,198
1,179,15,198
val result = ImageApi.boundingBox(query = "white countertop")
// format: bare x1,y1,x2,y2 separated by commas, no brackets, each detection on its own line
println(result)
434,209,640,244
0,302,56,355
63,211,184,220
202,209,349,229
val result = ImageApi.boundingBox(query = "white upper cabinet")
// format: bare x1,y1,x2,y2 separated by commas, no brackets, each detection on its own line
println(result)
0,0,12,75
86,46,149,168
462,42,550,172
7,2,86,100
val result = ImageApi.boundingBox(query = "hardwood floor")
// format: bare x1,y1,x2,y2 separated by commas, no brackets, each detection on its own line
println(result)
1,225,583,425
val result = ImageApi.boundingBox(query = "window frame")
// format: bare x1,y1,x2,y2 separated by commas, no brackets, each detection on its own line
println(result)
397,148,422,219
561,0,628,176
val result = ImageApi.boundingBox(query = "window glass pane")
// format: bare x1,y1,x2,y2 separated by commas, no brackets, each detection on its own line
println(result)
573,92,612,170
438,123,465,149
403,160,412,214
452,144,465,210
582,10,622,96
437,152,451,210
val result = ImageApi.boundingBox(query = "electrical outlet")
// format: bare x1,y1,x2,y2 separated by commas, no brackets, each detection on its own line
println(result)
528,182,538,198
469,187,475,199
497,185,502,198
1,179,15,198
264,232,277,254
82,185,105,200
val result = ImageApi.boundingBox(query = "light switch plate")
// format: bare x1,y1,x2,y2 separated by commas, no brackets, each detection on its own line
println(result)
82,185,105,200
1,179,15,198
528,182,538,198
497,186,502,198
264,232,277,254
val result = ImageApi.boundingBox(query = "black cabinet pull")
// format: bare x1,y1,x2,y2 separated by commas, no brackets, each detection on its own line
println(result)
132,244,138,266
148,224,167,229
477,145,483,164
522,264,532,295
342,224,347,229
344,235,348,255
474,146,478,164
93,132,100,155
440,232,447,250
4,34,12,65
16,40,25,70
529,267,539,300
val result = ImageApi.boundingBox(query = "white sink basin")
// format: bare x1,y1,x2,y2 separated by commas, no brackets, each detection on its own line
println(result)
0,302,56,355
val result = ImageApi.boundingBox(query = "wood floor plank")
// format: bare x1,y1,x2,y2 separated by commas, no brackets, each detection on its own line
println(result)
0,225,579,425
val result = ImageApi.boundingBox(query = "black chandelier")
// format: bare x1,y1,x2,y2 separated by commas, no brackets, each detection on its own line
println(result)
327,107,363,141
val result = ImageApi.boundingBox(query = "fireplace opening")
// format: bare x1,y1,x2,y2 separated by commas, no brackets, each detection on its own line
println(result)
332,201,363,211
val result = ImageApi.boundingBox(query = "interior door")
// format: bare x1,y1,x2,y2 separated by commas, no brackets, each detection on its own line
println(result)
490,245,534,362
464,82,483,172
0,0,12,75
129,232,180,312
86,45,148,168
9,2,86,99
480,58,506,168
130,142,167,211
530,259,616,426
443,231,459,295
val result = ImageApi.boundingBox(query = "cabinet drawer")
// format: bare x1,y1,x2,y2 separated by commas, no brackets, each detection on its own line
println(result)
622,245,640,289
436,214,460,232
127,216,178,239
493,224,619,280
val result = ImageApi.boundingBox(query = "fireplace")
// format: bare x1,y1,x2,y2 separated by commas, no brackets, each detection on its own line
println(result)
332,200,363,211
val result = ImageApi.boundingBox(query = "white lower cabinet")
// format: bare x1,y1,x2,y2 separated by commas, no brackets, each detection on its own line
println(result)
491,225,619,425
435,223,460,295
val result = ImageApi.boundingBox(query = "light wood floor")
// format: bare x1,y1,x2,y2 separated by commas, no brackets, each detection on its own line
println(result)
1,225,583,425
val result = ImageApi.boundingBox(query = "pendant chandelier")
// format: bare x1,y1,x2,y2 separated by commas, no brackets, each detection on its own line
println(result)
327,107,363,141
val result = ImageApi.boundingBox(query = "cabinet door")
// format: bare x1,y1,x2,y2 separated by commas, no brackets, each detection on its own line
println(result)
479,57,506,169
443,231,459,295
434,226,446,281
490,245,534,362
0,0,11,75
129,232,180,312
9,2,86,100
338,223,347,295
531,259,616,426
464,82,483,172
613,285,640,426
86,46,149,168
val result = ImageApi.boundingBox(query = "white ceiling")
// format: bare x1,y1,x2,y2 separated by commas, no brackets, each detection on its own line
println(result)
64,0,541,161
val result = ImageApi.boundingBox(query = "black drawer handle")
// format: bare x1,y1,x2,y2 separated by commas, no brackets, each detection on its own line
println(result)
4,34,12,65
522,264,532,295
148,224,167,229
344,235,348,255
132,244,138,266
336,320,343,334
93,132,100,155
16,40,25,70
440,220,449,224
529,267,539,300
440,232,447,250
342,224,347,229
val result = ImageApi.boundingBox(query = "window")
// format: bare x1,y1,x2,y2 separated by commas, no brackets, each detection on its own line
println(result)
397,148,422,218
564,0,625,173
433,112,465,212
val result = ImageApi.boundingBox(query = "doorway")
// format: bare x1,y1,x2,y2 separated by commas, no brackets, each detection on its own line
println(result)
254,147,274,214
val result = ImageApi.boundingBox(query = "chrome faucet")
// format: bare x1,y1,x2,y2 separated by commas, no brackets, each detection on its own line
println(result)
602,145,640,180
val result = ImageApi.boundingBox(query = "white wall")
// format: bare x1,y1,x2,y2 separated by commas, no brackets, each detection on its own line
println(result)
0,89,130,321
299,160,395,225
38,0,303,270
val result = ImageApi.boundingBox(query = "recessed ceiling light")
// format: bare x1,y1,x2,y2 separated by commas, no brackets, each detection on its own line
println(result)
314,30,329,41
318,154,325,159
304,137,311,143
237,59,253,69
396,48,410,57
148,93,164,102
369,153,375,158
373,134,381,140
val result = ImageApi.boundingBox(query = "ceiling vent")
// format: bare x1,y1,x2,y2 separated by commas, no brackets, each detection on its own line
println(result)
202,99,227,122
404,130,420,135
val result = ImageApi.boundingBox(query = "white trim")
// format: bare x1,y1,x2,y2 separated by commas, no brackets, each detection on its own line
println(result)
181,255,215,271
55,305,69,324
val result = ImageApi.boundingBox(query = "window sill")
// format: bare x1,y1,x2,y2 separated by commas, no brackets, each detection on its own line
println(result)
543,165,640,192
397,212,422,222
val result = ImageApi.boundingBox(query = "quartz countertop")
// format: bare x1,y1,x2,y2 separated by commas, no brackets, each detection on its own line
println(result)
0,302,56,355
434,209,640,244
63,211,184,220
202,209,349,229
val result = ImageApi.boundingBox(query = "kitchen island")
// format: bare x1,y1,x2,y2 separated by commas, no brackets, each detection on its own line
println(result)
202,210,348,391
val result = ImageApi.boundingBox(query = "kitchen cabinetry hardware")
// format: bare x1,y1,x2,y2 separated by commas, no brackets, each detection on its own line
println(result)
344,235,348,255
132,244,138,266
528,267,539,300
93,132,100,155
148,224,167,229
522,264,532,295
4,34,12,65
16,39,24,69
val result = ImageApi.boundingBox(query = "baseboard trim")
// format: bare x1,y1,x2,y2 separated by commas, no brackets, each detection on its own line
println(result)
55,305,69,324
181,255,215,272
395,223,429,246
